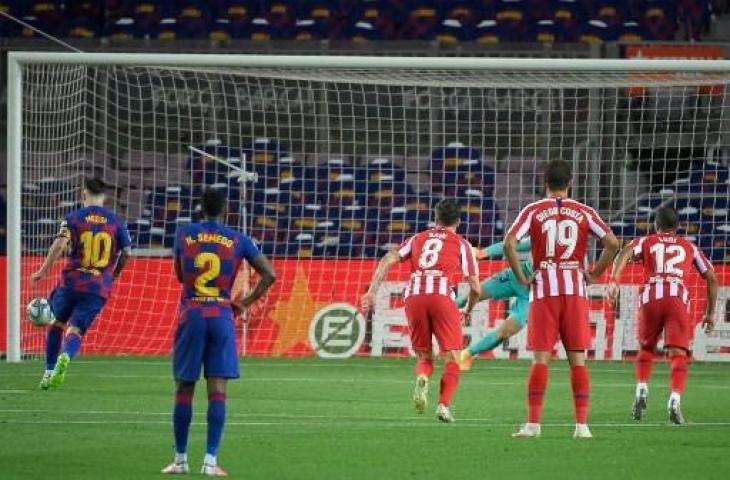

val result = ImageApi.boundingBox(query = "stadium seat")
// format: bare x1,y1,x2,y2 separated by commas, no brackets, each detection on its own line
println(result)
291,18,328,41
346,0,398,38
494,0,530,40
19,1,64,37
579,19,616,44
529,19,567,44
551,0,586,42
443,0,483,26
616,20,650,42
342,20,385,42
400,0,442,40
298,0,337,30
639,0,677,41
171,1,212,39
590,0,625,27
430,18,475,44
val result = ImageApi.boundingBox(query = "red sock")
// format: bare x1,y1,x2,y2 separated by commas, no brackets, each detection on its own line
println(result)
527,363,548,424
415,358,434,378
438,362,460,407
635,347,654,383
570,365,590,424
669,354,688,394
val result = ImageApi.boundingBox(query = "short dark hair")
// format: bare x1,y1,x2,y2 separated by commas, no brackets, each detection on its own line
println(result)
654,206,679,232
200,187,227,218
544,160,573,191
84,177,106,195
435,198,461,227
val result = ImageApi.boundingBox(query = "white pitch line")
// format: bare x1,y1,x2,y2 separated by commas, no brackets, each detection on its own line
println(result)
0,390,28,394
2,409,730,428
2,418,730,429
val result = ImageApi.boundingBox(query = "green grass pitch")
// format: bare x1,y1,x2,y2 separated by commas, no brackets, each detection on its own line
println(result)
1,357,729,479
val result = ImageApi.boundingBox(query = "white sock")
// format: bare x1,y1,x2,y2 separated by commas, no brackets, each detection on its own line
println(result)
204,454,217,466
669,392,681,406
636,382,648,397
45,369,54,375
174,452,187,464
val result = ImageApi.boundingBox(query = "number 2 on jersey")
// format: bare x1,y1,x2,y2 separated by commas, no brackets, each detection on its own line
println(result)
650,243,686,277
541,219,578,259
418,238,444,269
194,252,221,297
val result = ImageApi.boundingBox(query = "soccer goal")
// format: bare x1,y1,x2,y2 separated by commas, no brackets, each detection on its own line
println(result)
6,53,730,363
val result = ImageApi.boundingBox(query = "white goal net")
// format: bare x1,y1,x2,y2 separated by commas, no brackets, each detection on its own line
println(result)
7,55,730,361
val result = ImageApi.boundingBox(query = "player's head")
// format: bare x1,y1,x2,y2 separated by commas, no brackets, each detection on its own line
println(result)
544,160,573,194
82,177,106,206
654,206,679,233
200,187,227,219
434,198,461,229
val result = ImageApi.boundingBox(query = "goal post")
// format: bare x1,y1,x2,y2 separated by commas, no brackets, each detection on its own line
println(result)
6,52,730,362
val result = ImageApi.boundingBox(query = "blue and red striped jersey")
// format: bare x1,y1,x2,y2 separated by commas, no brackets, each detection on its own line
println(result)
58,205,132,299
174,221,261,308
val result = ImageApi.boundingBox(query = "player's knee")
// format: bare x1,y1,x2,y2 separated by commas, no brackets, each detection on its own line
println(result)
667,347,687,358
66,326,83,337
415,350,433,362
443,350,460,363
532,351,551,364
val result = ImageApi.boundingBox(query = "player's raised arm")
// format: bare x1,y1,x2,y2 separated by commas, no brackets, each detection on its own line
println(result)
238,254,277,309
30,222,71,283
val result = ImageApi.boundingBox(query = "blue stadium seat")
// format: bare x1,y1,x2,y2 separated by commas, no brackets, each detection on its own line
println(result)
551,0,586,42
494,0,530,39
689,161,730,186
443,0,483,27
298,0,337,29
400,0,442,40
579,19,616,44
430,18,475,44
358,157,406,184
529,19,567,44
591,1,625,27
342,20,385,42
19,1,64,36
171,0,211,38
617,20,649,42
265,0,296,32
291,18,328,41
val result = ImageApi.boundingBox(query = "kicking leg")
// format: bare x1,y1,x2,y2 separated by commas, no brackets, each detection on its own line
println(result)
41,322,65,390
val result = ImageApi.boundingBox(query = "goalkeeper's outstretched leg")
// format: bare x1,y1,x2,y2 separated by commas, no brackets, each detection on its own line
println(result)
455,267,530,371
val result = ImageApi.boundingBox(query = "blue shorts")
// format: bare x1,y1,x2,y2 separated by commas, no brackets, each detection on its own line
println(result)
173,306,240,382
49,287,107,335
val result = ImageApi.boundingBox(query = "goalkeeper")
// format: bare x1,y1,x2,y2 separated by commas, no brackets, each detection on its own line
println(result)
456,239,532,371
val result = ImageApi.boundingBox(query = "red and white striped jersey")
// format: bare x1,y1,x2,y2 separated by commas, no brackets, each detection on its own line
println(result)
630,233,713,306
397,227,478,298
507,196,611,299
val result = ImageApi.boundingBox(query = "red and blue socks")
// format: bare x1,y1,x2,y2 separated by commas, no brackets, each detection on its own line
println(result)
45,325,64,371
173,390,194,457
527,363,548,424
570,365,590,424
438,361,460,407
206,392,227,460
62,332,82,358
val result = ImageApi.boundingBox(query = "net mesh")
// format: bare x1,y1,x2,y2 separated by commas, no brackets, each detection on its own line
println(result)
16,63,730,360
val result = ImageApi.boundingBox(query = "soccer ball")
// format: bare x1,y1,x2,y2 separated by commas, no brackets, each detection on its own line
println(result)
26,298,55,327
